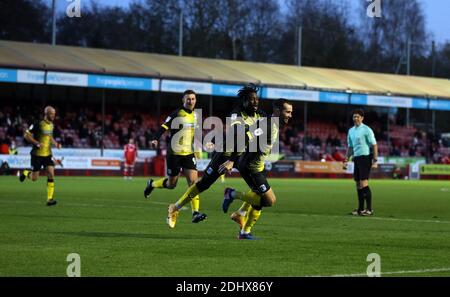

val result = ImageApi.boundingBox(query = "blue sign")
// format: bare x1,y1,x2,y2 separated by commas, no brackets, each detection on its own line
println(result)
17,70,45,84
88,74,152,90
412,98,428,109
0,68,17,83
260,87,268,99
429,99,450,111
161,79,212,94
212,84,242,97
350,94,368,105
2,67,450,112
319,91,349,104
263,87,319,101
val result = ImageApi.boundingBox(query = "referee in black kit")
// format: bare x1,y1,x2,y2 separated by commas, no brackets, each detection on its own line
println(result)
343,109,378,216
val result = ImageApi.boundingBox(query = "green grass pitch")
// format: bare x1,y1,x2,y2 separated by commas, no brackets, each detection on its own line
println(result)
1,176,449,276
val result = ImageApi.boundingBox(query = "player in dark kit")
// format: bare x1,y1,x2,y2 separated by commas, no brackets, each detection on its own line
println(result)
166,84,265,228
222,99,293,239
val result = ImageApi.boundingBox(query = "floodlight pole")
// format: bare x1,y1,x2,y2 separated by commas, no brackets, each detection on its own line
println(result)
297,26,302,66
179,11,183,56
51,0,57,45
232,38,237,60
431,40,436,77
406,38,411,75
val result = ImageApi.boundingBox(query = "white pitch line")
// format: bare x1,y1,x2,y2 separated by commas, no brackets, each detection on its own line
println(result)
0,199,188,210
353,216,450,224
294,213,450,225
309,267,450,277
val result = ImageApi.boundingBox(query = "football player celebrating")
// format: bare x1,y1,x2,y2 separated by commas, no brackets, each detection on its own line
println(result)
222,99,293,239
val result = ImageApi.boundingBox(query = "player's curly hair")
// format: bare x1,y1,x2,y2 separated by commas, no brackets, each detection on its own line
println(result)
237,83,259,101
236,83,259,115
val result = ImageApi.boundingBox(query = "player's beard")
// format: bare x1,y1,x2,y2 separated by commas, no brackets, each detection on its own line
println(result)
280,116,289,127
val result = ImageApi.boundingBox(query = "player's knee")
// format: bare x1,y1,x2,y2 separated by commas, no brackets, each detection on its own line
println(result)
263,198,276,207
31,175,38,182
187,179,197,187
165,176,178,189
270,196,277,206
261,194,276,207
166,181,177,189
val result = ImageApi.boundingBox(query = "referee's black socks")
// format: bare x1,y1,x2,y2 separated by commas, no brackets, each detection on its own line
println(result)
357,188,364,211
361,186,372,211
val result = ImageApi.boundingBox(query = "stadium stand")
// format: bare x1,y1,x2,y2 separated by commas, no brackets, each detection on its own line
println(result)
0,40,449,164
1,40,450,98
1,104,449,163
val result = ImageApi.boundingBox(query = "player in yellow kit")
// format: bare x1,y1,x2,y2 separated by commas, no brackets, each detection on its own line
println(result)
20,106,62,206
166,84,265,228
144,90,207,223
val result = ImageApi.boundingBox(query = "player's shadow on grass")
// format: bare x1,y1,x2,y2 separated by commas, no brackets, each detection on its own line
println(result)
59,231,222,240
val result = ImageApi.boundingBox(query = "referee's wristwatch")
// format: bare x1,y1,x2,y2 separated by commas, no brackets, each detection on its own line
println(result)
372,158,378,163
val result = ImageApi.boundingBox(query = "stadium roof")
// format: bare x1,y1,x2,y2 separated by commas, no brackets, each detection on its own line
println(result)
0,40,449,99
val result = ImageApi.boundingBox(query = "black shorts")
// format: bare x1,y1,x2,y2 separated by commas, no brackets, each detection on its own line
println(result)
201,152,229,181
353,155,372,181
166,153,197,177
196,152,233,192
239,167,271,194
31,155,54,172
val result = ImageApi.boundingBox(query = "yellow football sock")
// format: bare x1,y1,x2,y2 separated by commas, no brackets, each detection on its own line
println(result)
190,195,200,213
235,190,261,207
47,180,55,201
243,208,261,234
23,169,31,179
175,184,200,209
237,202,252,217
220,174,226,182
152,178,167,189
